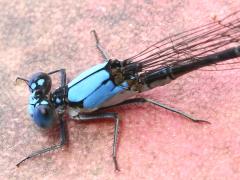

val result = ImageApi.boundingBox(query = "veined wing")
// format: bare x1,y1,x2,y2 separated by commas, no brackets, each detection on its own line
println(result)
125,10,240,73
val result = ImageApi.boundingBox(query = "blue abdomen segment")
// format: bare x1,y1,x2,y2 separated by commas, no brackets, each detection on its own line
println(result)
67,62,128,109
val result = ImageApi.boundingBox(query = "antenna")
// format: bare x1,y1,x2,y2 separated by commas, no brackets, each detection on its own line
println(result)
15,77,32,90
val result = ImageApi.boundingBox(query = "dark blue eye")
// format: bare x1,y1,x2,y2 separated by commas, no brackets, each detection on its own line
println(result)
32,104,56,128
29,72,52,94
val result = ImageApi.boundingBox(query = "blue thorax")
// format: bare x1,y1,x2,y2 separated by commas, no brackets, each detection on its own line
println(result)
66,62,128,109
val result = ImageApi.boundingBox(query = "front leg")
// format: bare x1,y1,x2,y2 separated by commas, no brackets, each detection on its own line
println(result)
48,69,66,87
72,112,120,171
16,116,67,167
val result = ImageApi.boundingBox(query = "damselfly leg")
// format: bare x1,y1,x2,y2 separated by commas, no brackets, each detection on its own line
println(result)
16,116,67,167
72,112,120,171
102,98,210,124
91,30,110,62
48,69,66,86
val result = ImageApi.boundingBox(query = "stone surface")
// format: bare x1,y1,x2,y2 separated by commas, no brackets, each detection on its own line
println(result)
1,0,240,179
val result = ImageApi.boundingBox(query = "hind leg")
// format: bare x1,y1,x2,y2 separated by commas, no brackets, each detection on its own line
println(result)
101,98,210,124
91,30,110,62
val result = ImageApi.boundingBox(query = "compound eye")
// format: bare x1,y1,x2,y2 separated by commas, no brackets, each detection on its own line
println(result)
29,72,52,95
33,103,56,128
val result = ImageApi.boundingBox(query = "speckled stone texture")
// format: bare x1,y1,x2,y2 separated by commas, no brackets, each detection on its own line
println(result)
1,0,240,179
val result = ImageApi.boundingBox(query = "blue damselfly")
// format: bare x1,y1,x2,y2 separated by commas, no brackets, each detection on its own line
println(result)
16,10,240,170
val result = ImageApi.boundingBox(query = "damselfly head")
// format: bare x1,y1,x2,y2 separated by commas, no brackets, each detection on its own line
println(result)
28,94,56,128
28,72,52,95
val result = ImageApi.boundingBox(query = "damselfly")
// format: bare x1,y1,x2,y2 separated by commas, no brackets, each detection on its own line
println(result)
16,10,240,171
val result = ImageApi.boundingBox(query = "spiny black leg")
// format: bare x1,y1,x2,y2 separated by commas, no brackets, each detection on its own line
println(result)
101,98,210,124
48,69,67,101
72,112,120,171
91,30,110,62
16,116,67,167
48,69,66,86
